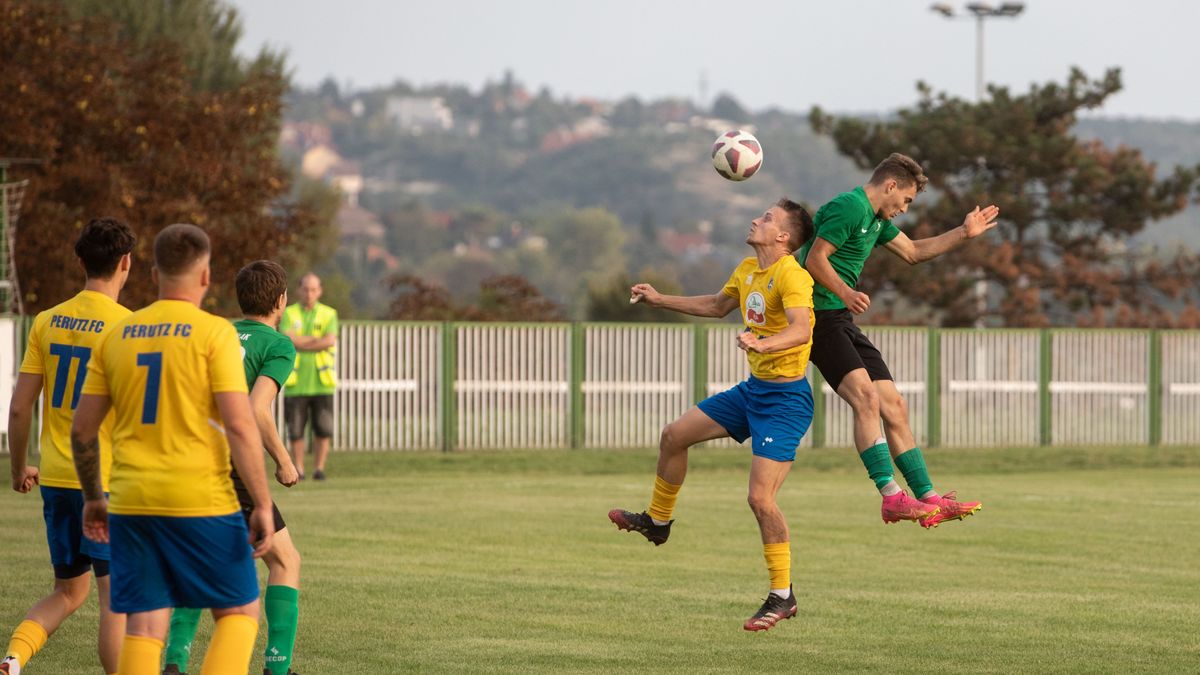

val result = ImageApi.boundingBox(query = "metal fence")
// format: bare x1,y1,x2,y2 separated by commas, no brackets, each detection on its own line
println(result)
3,319,1199,453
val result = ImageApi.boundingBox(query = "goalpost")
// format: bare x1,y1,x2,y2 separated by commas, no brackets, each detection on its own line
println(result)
0,158,34,453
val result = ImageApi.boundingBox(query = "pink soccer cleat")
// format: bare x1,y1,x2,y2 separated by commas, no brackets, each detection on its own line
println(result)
920,491,982,523
881,491,941,528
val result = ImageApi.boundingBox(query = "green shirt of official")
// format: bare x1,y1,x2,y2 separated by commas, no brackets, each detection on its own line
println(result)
281,302,339,396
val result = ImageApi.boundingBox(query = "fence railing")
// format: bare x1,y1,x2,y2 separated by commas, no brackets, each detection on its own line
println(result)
4,319,1199,452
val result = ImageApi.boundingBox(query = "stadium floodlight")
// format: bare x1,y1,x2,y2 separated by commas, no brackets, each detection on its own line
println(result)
930,3,956,17
931,2,1026,100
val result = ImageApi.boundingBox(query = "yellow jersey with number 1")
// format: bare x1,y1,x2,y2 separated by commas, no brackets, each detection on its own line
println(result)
19,290,131,490
81,299,247,517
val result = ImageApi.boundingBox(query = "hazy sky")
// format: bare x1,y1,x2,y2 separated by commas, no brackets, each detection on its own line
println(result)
231,0,1199,120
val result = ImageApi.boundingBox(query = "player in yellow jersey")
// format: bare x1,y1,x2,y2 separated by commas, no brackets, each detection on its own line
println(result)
2,218,135,675
70,224,274,675
608,198,817,632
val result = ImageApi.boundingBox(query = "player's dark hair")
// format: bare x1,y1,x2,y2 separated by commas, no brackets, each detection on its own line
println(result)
868,153,929,193
153,223,210,276
236,260,288,316
75,217,136,279
775,198,813,253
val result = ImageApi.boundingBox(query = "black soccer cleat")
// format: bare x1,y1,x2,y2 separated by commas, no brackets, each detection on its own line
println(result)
162,665,185,675
743,587,798,632
608,509,672,545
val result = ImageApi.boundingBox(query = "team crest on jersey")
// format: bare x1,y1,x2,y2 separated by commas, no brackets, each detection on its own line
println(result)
745,291,766,325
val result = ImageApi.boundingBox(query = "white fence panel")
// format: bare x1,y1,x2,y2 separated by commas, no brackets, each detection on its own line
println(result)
335,322,441,451
822,329,928,450
1162,332,1200,445
941,331,1039,447
584,325,691,448
456,324,569,450
1051,332,1148,445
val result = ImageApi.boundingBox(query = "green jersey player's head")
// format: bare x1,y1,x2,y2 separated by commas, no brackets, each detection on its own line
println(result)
235,260,289,326
866,153,929,220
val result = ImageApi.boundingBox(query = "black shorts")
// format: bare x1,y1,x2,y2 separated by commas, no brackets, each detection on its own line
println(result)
231,469,287,533
285,394,334,441
810,309,894,392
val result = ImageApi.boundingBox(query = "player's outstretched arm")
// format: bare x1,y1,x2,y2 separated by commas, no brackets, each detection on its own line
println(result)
630,282,738,318
249,376,298,487
805,239,871,314
216,391,274,557
883,205,1000,265
7,373,43,493
737,307,812,354
71,393,113,543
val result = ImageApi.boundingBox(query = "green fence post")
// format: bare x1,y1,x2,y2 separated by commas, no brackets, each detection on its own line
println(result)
441,322,457,452
1148,329,1162,446
926,327,941,448
810,366,825,449
692,324,708,404
1039,329,1052,446
571,323,585,449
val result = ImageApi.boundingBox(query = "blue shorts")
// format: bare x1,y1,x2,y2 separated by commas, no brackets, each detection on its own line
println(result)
109,513,259,614
697,376,814,462
41,486,110,579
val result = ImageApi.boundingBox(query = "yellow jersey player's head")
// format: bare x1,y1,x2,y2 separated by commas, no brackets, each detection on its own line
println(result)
76,216,136,290
152,223,211,303
748,198,813,254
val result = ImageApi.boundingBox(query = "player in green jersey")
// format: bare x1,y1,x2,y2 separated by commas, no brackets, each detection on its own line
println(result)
163,261,302,675
797,153,998,527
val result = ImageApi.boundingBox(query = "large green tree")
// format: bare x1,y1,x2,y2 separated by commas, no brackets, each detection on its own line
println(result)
811,68,1200,327
1,0,332,314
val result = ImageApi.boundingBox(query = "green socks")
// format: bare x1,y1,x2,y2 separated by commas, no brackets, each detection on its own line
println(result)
859,441,894,490
164,607,202,670
894,447,935,498
264,585,300,675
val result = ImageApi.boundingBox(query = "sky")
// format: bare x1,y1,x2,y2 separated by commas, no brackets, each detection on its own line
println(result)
230,0,1200,120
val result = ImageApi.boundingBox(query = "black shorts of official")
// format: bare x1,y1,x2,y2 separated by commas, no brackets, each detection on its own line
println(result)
230,469,287,533
810,308,894,392
284,394,334,441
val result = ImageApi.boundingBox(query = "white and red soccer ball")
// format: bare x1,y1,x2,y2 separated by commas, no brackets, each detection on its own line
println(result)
711,130,763,182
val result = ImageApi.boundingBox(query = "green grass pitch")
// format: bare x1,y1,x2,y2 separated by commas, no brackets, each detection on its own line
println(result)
2,446,1199,673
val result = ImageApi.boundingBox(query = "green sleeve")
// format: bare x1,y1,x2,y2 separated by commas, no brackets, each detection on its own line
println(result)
325,309,339,337
813,199,855,249
876,221,901,247
260,338,297,389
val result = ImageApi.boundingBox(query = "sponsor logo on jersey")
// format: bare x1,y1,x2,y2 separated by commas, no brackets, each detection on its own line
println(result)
745,291,767,325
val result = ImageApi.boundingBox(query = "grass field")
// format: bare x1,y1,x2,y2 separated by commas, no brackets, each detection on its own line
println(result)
2,446,1199,674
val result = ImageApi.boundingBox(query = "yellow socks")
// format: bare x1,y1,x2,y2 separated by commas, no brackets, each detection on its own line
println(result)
200,614,258,675
647,476,682,523
763,542,791,591
6,619,48,667
116,635,162,675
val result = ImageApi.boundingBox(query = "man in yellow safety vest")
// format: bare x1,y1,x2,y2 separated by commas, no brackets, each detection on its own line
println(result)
281,273,338,481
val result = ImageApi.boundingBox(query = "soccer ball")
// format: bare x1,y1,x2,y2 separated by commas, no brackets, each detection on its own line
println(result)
711,130,763,181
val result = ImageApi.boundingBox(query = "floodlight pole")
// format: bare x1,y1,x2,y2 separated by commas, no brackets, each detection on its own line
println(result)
931,3,1025,101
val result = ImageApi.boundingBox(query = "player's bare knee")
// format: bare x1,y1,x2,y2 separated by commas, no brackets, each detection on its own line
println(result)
880,392,908,425
747,492,777,518
55,575,92,610
846,382,879,416
659,422,686,454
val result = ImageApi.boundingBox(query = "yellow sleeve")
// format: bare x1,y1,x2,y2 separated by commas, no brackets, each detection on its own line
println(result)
80,332,111,396
18,314,46,375
209,321,249,394
780,265,814,310
721,261,745,298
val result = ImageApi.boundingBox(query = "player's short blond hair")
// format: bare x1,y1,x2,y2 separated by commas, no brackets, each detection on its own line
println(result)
154,223,210,275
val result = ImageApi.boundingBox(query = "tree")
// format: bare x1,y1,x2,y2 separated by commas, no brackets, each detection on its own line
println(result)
810,68,1200,327
585,270,688,323
386,273,564,321
0,0,332,315
711,92,749,123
